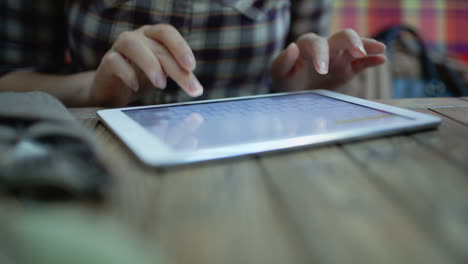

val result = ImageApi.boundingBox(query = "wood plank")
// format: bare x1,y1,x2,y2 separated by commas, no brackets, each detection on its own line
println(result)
259,146,451,264
152,158,310,264
65,101,468,263
0,199,19,263
460,97,468,102
430,107,468,125
376,98,468,108
69,108,103,119
90,124,163,235
342,135,468,262
77,118,99,129
409,109,468,171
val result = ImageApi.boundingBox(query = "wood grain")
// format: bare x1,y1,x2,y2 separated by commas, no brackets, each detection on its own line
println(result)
77,118,99,129
259,146,451,264
342,135,468,262
65,98,468,264
69,107,103,119
377,98,468,108
430,107,468,125
153,158,309,264
409,109,468,171
91,123,163,236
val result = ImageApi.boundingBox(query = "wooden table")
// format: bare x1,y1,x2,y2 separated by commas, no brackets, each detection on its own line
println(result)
68,97,468,264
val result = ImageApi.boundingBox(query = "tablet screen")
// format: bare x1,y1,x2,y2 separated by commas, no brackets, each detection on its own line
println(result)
123,93,411,151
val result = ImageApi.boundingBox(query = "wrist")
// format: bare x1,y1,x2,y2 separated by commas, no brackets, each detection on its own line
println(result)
75,71,98,107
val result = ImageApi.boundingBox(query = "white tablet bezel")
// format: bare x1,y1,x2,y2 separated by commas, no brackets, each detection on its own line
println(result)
97,90,441,167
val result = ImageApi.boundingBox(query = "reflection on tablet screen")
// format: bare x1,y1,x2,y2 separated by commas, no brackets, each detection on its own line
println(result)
123,93,410,150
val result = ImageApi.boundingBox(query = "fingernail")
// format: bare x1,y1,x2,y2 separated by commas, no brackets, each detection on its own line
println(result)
381,43,387,51
182,54,196,71
317,60,328,75
358,44,367,56
154,72,167,89
351,45,366,58
129,79,139,92
188,78,203,97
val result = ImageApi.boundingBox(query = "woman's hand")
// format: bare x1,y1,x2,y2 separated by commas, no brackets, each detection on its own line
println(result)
90,24,203,107
271,29,387,92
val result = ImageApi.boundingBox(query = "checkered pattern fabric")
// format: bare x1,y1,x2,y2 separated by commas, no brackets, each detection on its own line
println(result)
330,0,468,61
0,0,332,104
0,1,67,74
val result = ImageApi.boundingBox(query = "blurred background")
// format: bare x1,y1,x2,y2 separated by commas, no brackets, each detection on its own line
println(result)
330,0,468,62
329,0,468,99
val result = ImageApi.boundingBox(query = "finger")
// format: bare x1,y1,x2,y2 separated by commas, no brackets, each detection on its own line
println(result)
271,43,300,78
362,38,386,55
297,33,329,74
328,29,367,58
148,40,203,97
113,31,167,89
143,24,196,71
100,51,139,92
351,55,387,73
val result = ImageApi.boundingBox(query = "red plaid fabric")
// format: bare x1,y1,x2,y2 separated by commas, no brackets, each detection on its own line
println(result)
330,0,468,61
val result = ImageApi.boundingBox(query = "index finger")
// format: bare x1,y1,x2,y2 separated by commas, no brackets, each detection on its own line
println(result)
297,33,329,75
328,29,367,58
143,25,196,71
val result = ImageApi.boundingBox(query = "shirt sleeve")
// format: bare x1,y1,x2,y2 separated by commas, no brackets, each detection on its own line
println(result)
287,0,333,43
0,1,67,76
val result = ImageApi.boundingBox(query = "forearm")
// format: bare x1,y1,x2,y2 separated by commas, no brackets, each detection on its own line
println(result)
0,71,95,107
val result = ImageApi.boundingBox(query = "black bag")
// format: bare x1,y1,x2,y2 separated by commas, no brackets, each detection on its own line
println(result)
373,25,468,98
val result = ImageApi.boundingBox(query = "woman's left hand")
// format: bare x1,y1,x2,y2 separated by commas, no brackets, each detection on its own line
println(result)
271,29,387,92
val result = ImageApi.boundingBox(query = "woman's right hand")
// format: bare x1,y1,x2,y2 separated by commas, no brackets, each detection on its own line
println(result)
89,24,203,107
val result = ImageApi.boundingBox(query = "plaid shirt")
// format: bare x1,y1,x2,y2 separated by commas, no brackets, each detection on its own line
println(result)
1,0,331,104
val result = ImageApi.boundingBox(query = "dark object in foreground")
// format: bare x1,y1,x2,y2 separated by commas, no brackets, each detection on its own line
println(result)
0,92,110,201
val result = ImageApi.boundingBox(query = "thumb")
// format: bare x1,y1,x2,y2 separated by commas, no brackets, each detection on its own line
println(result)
271,43,300,79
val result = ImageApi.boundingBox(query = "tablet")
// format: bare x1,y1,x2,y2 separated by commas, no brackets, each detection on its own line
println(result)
97,90,440,167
